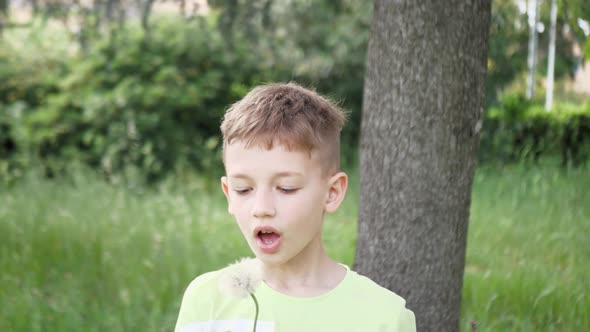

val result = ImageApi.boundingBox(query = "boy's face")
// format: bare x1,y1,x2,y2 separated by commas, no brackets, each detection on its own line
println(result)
221,140,347,266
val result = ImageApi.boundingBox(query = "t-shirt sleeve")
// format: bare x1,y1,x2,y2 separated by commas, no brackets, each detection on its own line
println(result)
396,306,416,332
174,272,217,332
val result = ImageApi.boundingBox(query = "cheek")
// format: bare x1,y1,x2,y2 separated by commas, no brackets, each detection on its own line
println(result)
229,194,250,211
235,221,250,237
283,191,325,220
232,210,252,236
232,202,251,221
227,196,247,221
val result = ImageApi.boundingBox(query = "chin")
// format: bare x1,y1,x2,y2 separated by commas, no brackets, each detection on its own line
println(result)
251,251,290,266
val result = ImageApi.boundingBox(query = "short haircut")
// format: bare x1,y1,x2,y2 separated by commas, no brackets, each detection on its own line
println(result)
220,82,347,174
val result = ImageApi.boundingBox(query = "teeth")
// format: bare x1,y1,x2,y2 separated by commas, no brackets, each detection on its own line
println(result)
260,230,273,234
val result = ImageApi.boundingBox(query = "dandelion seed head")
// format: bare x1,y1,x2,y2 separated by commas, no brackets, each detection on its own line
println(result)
218,257,263,299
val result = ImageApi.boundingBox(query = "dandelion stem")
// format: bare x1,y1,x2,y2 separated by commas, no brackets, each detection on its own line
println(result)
249,293,259,332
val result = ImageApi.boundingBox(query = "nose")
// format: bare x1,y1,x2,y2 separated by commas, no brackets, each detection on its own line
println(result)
252,189,276,218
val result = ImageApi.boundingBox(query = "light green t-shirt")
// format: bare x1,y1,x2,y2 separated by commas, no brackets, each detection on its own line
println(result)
175,264,416,332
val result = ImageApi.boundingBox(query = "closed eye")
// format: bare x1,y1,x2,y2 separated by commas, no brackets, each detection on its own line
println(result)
278,187,299,194
234,188,252,195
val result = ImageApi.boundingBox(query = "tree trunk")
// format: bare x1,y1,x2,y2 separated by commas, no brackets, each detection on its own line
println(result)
0,0,8,36
31,0,39,16
141,0,156,34
354,1,491,332
526,0,540,99
0,0,7,19
545,0,558,111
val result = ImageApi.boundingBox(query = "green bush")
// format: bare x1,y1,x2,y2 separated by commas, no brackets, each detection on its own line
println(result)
0,29,66,182
1,14,368,183
2,19,286,183
480,92,590,166
2,7,585,183
25,21,257,182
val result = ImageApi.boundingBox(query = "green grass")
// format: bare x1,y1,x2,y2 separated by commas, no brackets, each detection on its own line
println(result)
0,163,588,331
462,162,590,331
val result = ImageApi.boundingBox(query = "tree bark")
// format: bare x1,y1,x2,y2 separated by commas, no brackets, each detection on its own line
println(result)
545,0,558,111
526,0,540,99
0,0,8,35
141,0,156,34
31,0,39,16
0,0,7,18
354,1,491,332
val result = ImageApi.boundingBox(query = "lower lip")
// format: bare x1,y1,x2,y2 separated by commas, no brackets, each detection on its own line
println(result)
256,235,282,253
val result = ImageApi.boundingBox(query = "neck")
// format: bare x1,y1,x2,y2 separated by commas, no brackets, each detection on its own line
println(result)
260,239,346,296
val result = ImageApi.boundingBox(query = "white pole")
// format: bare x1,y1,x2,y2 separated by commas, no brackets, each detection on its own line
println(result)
526,0,540,99
545,0,558,111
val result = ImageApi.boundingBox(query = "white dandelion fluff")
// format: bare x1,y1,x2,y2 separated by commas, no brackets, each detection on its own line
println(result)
218,257,263,299
218,257,263,332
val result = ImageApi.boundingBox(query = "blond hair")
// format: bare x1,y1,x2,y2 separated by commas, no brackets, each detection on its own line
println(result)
220,82,347,173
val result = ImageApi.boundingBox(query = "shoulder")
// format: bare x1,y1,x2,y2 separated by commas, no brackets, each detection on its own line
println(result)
345,270,416,331
178,269,225,310
175,270,224,331
181,270,222,299
185,271,220,292
346,269,407,307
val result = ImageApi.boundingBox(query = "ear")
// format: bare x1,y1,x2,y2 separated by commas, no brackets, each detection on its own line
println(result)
325,171,348,213
221,176,234,215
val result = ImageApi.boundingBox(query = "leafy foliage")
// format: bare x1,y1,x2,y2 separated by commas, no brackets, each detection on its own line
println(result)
486,0,529,106
27,20,254,182
1,5,369,182
480,92,590,166
1,0,589,183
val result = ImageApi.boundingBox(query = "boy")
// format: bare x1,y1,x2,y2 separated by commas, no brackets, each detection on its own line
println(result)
175,83,416,332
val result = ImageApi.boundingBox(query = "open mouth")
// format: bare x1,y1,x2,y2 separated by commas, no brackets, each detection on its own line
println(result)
254,227,282,253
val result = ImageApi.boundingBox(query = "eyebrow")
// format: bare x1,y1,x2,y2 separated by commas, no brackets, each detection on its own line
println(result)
229,171,304,179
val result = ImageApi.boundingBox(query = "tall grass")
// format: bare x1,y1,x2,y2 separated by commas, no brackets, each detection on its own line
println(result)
462,162,590,331
0,163,588,331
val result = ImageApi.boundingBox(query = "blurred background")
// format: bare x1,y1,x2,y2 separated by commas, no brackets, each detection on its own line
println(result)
0,0,589,331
